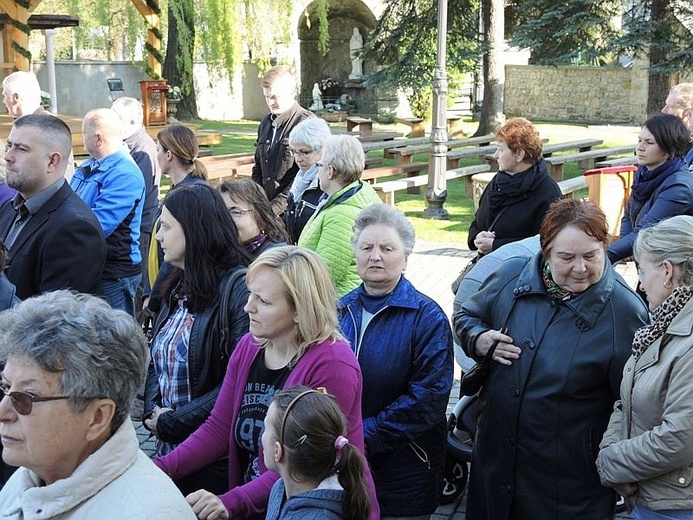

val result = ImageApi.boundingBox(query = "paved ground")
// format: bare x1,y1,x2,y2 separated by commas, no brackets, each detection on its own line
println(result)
135,240,637,519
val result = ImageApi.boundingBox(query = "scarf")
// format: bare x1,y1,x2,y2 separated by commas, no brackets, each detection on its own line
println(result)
289,163,319,202
245,233,269,255
487,159,550,211
631,285,693,359
630,158,685,203
541,260,574,301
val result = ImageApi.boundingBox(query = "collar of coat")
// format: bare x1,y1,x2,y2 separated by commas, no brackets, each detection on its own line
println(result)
513,253,617,331
340,275,420,311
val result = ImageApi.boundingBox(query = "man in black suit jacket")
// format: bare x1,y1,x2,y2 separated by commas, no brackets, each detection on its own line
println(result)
0,113,106,300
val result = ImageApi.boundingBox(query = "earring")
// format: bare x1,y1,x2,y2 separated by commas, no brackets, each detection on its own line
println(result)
664,281,672,289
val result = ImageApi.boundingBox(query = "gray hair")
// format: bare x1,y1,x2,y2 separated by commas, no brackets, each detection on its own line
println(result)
351,203,416,255
634,215,693,286
2,71,41,102
0,290,147,432
111,96,144,126
321,135,365,185
288,117,331,152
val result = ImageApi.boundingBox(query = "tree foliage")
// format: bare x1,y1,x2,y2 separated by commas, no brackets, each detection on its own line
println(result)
510,0,623,65
360,0,480,118
163,0,197,119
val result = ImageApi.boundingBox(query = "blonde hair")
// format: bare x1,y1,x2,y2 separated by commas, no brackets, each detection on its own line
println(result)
247,246,342,363
322,135,365,185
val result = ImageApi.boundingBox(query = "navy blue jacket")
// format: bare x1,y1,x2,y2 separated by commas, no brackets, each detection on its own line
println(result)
608,163,693,263
338,277,453,517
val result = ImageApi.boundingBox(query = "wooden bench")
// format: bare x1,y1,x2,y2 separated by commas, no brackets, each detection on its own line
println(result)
543,145,635,181
395,117,425,137
350,131,403,143
361,136,430,159
361,162,429,185
558,176,588,198
372,164,490,206
198,152,255,183
346,116,373,136
595,155,638,168
391,134,495,165
446,144,498,169
447,114,465,138
484,139,604,170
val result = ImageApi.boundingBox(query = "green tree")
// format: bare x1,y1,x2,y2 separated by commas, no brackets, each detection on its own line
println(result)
475,0,505,135
361,0,479,119
510,0,623,65
613,0,693,113
163,0,197,119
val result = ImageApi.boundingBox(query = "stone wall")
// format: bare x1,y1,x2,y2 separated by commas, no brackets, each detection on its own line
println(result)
504,62,649,125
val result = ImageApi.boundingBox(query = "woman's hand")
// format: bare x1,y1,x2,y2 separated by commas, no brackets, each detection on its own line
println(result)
186,490,230,520
474,231,495,254
475,329,519,366
143,405,173,436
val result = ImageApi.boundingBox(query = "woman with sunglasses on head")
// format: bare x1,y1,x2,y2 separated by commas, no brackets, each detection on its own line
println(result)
143,184,250,497
263,386,371,520
217,179,289,259
284,118,331,244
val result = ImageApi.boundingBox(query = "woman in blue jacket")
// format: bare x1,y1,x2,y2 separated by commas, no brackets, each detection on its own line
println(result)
338,203,453,519
608,113,693,263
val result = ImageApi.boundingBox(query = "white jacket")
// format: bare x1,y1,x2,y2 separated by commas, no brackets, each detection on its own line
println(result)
0,419,196,519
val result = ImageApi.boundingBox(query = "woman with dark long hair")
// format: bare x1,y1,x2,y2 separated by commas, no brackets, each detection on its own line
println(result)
143,184,250,495
608,113,693,263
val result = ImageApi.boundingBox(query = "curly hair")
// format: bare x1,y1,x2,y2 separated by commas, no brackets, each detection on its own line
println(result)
495,117,543,164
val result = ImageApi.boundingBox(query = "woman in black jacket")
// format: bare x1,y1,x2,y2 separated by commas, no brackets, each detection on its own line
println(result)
143,184,250,495
468,117,561,254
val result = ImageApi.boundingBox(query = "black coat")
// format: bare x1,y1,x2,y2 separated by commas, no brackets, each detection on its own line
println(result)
284,175,324,244
144,268,249,443
0,181,106,299
454,254,649,520
467,160,561,251
251,103,313,214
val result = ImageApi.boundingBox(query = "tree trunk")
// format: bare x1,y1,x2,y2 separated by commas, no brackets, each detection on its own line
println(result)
475,0,505,136
163,0,198,120
646,0,671,116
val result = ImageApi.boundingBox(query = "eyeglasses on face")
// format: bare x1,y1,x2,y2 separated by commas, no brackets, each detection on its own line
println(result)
289,148,314,157
228,207,254,219
0,386,70,416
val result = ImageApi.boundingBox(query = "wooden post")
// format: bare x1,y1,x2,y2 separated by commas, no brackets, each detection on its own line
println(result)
131,0,162,78
0,0,42,72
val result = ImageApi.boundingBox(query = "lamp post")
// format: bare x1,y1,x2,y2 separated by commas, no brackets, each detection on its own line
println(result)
423,0,449,219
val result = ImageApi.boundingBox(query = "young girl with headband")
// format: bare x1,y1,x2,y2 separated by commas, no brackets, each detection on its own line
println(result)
262,386,371,520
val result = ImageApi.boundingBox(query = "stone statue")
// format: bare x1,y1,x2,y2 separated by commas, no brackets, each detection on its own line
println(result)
349,27,363,80
309,82,323,111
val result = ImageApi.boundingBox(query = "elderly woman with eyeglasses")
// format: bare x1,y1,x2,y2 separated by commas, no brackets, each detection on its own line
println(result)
284,117,331,244
298,135,381,297
0,290,196,518
218,178,289,259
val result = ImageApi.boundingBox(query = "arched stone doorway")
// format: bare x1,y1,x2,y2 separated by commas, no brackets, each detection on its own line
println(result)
298,0,376,113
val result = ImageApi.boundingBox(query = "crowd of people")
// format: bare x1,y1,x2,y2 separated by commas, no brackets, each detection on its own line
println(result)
0,66,691,520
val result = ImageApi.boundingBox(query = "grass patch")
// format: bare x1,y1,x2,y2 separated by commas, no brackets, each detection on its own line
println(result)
189,117,639,245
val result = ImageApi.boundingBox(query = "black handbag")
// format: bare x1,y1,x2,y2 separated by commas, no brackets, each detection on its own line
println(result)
450,254,479,294
459,298,516,396
459,328,507,396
